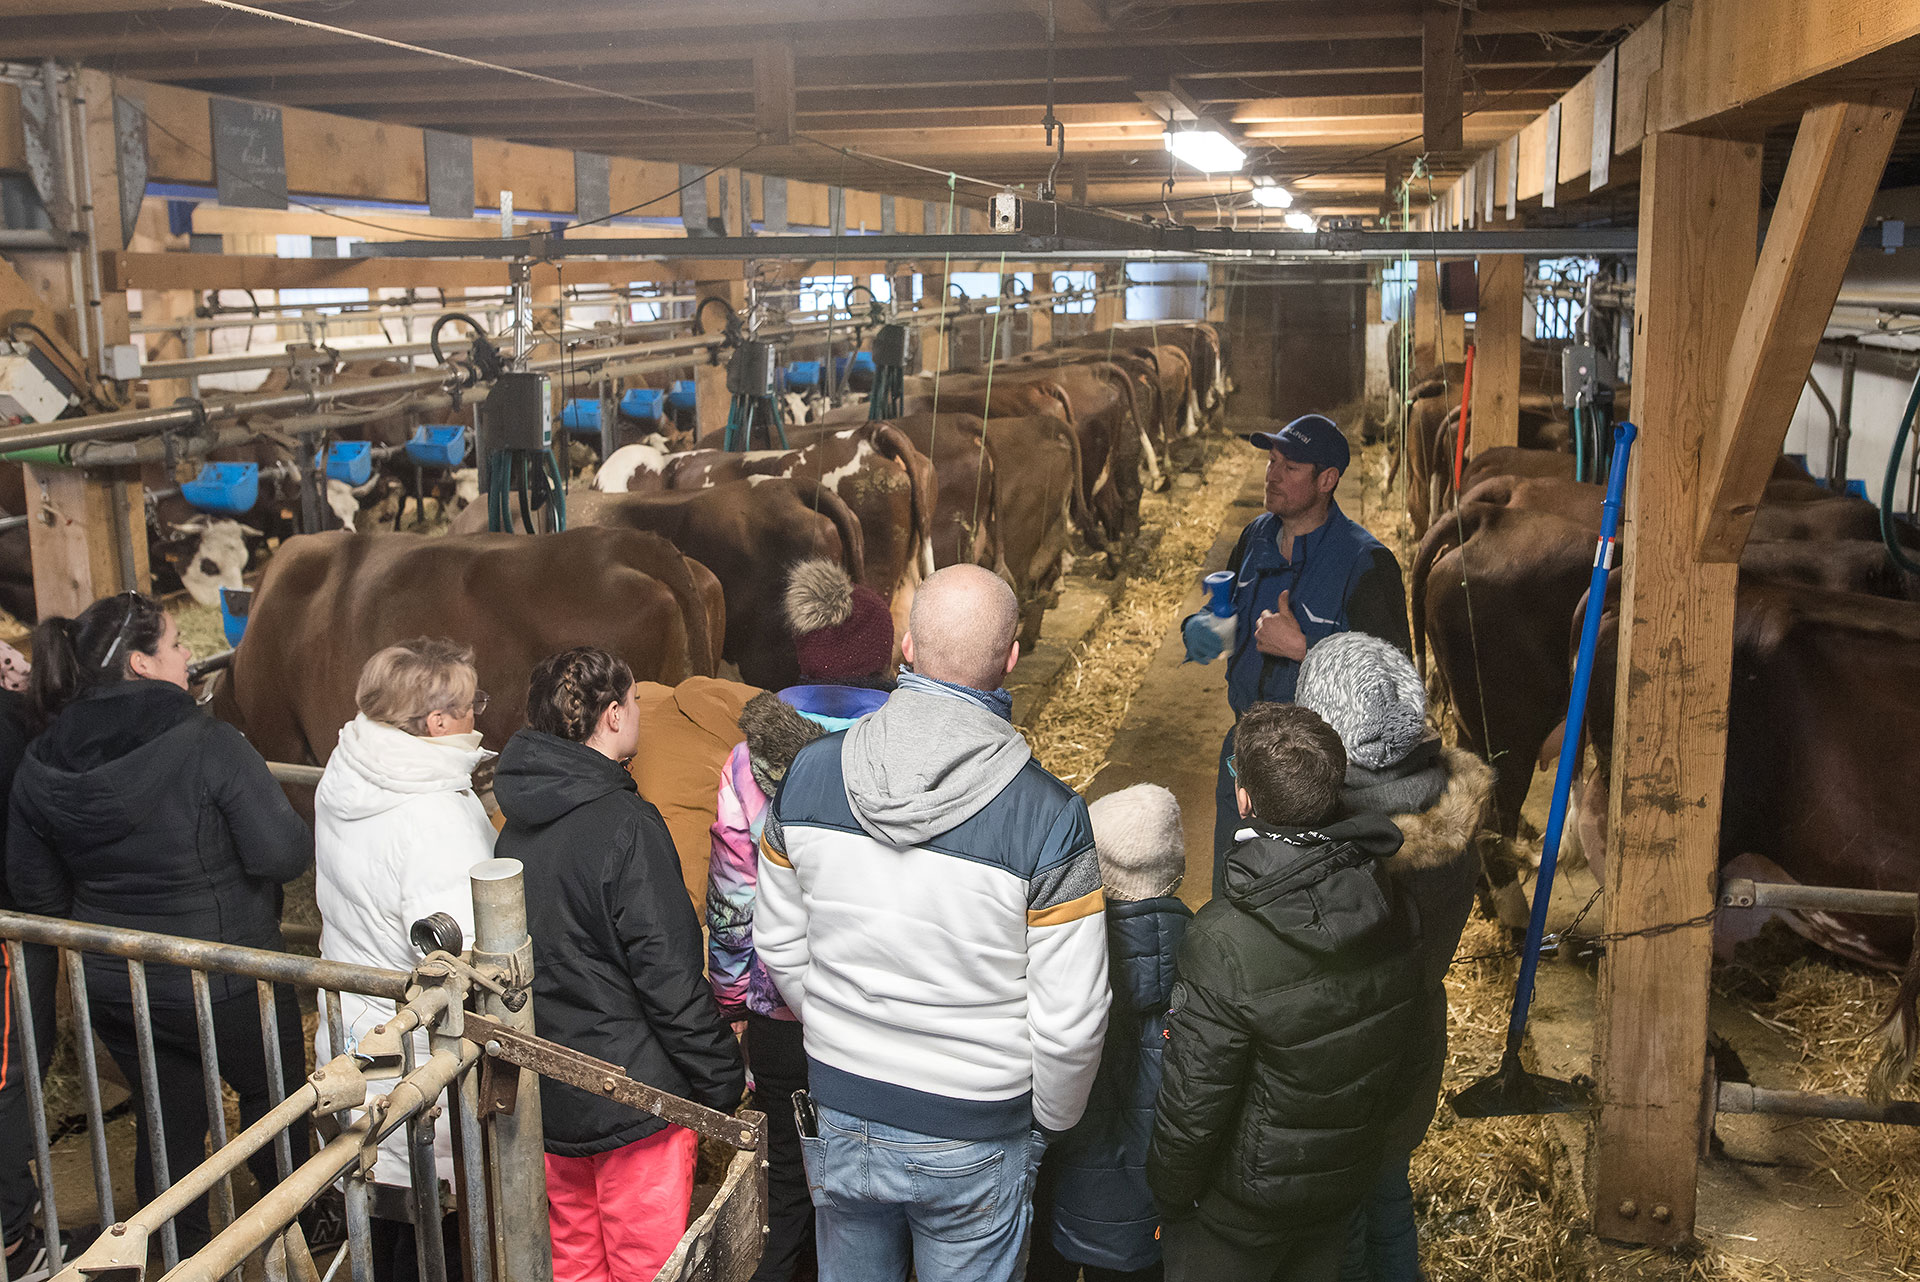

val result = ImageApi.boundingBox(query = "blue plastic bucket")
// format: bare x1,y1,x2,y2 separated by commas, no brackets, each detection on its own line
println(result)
324,440,373,487
667,380,698,412
620,388,667,423
180,462,259,515
219,586,253,648
405,425,467,468
785,361,822,391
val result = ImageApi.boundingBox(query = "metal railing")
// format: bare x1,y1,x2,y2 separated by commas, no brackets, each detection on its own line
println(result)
0,859,765,1282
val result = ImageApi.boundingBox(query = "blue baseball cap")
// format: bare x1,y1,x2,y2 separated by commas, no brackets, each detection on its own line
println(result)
1246,413,1350,472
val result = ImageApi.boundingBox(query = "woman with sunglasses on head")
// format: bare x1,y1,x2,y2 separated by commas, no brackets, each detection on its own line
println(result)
5,591,311,1254
313,638,498,1281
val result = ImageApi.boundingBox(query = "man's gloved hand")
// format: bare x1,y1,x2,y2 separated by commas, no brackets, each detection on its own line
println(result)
1182,612,1225,664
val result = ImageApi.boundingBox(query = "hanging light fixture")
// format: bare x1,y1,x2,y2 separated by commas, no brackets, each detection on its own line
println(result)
1249,178,1292,208
1284,210,1317,232
1162,126,1245,174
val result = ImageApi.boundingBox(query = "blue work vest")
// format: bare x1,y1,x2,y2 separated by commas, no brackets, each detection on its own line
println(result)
1224,500,1389,715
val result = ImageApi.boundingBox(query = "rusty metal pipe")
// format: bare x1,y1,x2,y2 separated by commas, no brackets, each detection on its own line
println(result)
1716,1080,1920,1127
0,910,412,1000
1719,878,1919,918
158,1043,480,1282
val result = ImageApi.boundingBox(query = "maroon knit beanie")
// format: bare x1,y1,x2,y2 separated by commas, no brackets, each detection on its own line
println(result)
786,559,895,682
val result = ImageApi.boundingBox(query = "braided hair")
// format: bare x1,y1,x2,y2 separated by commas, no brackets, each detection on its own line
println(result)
524,646,633,744
26,591,170,733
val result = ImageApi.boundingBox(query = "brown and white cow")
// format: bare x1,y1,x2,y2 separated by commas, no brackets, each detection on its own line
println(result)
456,479,866,691
209,525,722,786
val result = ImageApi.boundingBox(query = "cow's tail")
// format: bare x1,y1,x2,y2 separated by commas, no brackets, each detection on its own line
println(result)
1037,379,1075,424
1870,914,1920,1100
803,482,868,587
1055,418,1101,550
1410,503,1486,677
1109,364,1164,492
870,423,938,579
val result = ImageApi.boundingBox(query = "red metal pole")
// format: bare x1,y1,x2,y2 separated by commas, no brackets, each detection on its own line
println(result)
1453,342,1477,493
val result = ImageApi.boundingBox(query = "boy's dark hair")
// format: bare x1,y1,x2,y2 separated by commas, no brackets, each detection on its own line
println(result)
1231,702,1347,828
525,646,633,744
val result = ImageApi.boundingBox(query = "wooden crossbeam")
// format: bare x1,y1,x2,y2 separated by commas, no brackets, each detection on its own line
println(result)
1023,0,1108,32
1422,0,1466,151
1694,96,1906,562
754,43,796,146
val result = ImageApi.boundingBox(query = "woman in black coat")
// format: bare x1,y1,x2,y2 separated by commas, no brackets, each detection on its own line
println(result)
493,646,743,1282
6,592,311,1255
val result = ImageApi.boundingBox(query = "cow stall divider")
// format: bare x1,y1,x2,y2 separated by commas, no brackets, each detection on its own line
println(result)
0,859,767,1282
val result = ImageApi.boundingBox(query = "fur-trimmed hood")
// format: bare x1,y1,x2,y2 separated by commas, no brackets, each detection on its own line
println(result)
738,693,824,798
1378,747,1493,871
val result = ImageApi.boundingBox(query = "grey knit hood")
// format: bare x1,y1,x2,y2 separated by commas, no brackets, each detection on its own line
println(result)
840,675,1031,845
1295,631,1428,770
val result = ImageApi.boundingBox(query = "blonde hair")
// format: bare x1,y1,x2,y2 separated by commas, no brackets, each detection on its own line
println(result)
356,638,478,735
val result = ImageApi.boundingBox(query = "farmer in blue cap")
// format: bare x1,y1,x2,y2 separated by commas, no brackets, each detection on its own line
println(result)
1181,413,1410,894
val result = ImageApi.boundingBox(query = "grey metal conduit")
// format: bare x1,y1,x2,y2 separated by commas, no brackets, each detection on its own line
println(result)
0,909,413,1000
1719,878,1918,917
1716,1080,1920,1127
21,287,1105,460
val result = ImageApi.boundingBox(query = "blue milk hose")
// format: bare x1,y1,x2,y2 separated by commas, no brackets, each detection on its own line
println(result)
1501,419,1638,1059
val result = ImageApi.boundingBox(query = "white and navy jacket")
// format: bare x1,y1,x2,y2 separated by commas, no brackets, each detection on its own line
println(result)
755,732,1111,1138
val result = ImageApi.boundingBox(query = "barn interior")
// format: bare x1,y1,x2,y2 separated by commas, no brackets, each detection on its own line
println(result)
1,2,1919,1280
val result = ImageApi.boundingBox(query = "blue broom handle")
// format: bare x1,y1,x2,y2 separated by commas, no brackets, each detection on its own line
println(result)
1503,419,1639,1055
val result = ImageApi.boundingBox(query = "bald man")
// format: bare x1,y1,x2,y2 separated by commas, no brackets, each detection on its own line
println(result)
756,565,1111,1282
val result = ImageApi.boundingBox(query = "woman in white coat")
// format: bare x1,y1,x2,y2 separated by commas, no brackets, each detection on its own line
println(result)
314,638,497,1282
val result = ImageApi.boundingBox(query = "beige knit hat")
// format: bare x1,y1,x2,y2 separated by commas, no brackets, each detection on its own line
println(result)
1087,783,1185,902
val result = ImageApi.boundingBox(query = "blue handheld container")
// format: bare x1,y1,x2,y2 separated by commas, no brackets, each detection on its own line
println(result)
620,389,666,423
180,462,260,516
667,380,699,413
324,440,373,487
219,586,253,648
561,399,603,434
405,425,467,468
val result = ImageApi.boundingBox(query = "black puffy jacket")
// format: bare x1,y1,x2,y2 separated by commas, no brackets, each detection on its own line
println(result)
494,729,744,1157
1146,813,1421,1246
5,681,310,1004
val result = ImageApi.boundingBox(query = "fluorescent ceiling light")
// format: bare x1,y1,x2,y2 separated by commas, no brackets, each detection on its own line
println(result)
1162,127,1245,174
1284,210,1317,232
1249,181,1292,208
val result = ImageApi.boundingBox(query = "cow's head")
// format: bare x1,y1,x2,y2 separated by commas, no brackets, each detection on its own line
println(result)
159,516,263,607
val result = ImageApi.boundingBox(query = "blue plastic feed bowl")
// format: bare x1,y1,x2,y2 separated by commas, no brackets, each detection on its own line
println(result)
667,380,698,412
181,462,260,516
785,361,822,391
837,352,877,378
219,586,253,648
405,425,466,468
621,389,666,423
561,399,602,433
324,440,373,487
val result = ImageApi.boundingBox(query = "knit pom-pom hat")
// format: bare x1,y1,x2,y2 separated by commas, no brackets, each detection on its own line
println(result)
785,559,895,683
1294,631,1427,770
1087,783,1185,902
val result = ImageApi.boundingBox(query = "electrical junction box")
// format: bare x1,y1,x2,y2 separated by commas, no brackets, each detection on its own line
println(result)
989,189,1023,233
103,343,142,382
0,343,76,424
1561,344,1613,409
478,371,552,454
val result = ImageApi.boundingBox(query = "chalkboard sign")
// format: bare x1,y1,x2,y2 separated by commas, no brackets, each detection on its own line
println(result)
210,97,287,210
828,187,845,235
762,176,787,233
112,95,147,248
881,194,895,235
574,151,610,224
424,130,474,220
679,163,709,232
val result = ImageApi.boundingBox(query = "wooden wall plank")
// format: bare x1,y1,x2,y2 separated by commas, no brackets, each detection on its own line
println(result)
1516,113,1546,201
0,84,23,172
1593,128,1761,1247
1697,95,1905,560
1557,70,1596,187
1614,9,1665,153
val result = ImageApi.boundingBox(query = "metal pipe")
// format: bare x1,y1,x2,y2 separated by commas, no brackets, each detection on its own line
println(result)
452,1066,492,1282
63,949,114,1229
1716,1080,1920,1127
68,66,110,377
268,763,325,788
8,942,60,1276
129,959,182,1270
402,1032,450,1282
1833,345,1857,486
129,1056,316,1237
0,229,65,250
258,980,295,1183
0,910,413,1000
159,1043,482,1282
1719,878,1918,917
469,859,552,1282
189,970,239,1273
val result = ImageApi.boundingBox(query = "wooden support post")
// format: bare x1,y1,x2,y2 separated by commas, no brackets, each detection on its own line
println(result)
693,278,745,439
1422,0,1465,152
1027,266,1053,348
140,289,195,411
1093,267,1124,329
919,270,949,374
1412,260,1462,373
24,466,150,619
1593,129,1761,1248
1696,96,1905,561
753,44,795,147
1471,254,1524,451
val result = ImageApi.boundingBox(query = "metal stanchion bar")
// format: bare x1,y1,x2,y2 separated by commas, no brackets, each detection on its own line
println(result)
128,959,181,1271
1716,1080,1920,1127
189,970,239,1267
258,981,295,1184
1719,878,1919,918
7,942,59,1276
62,950,114,1229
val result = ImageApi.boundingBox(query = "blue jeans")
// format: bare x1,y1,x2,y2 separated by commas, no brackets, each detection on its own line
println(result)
798,1103,1045,1282
1338,1155,1421,1282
